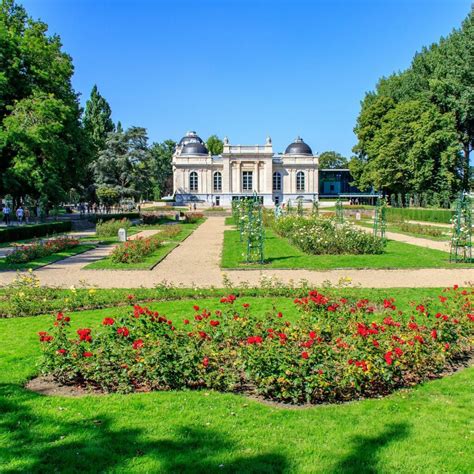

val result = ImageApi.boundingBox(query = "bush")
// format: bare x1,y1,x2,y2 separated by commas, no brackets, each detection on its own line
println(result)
111,236,162,263
5,237,80,264
184,212,204,223
39,286,473,401
273,216,385,255
0,222,72,244
96,218,132,237
386,207,453,224
398,222,446,238
141,212,177,225
89,213,139,224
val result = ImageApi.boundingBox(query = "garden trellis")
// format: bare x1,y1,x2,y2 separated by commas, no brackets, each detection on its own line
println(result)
373,198,387,240
240,195,265,264
335,199,344,223
449,194,472,263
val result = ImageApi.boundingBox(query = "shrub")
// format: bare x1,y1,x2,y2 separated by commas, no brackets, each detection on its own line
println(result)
111,236,162,263
0,222,72,244
273,216,385,255
158,225,181,240
398,222,446,238
39,286,473,402
96,218,132,238
386,207,453,224
184,212,204,223
5,237,80,264
89,213,139,224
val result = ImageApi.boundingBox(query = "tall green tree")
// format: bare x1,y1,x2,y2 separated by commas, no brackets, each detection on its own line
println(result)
147,140,176,199
0,0,89,204
318,151,348,169
206,135,224,155
83,85,114,155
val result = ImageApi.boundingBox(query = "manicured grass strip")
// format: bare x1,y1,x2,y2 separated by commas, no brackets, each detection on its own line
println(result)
221,228,467,269
0,292,472,472
224,216,236,226
0,244,96,271
83,222,201,270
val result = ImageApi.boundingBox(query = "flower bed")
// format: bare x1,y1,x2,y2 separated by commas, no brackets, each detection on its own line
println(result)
273,216,385,255
39,286,473,403
110,236,162,263
5,237,80,264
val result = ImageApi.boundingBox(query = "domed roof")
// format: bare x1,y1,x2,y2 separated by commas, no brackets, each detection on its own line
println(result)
181,142,209,155
285,136,313,155
179,131,204,146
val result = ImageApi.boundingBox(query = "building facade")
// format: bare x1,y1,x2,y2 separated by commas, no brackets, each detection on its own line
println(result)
173,132,319,207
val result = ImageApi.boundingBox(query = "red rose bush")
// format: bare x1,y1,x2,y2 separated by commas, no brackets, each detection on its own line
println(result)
39,286,473,403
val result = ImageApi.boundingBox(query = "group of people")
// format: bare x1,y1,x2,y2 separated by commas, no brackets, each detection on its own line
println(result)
1,204,31,225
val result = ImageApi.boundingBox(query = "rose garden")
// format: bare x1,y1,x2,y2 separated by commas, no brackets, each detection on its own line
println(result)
1,1,474,473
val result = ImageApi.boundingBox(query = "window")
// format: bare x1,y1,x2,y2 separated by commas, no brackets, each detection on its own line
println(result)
189,171,198,192
213,171,222,192
273,172,282,191
296,171,305,192
242,171,253,191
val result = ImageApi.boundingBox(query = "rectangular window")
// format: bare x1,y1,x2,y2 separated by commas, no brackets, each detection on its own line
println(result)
242,171,253,191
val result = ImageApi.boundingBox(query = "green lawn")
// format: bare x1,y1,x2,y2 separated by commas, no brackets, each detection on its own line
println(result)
1,290,473,472
84,222,201,270
221,228,467,269
0,244,96,271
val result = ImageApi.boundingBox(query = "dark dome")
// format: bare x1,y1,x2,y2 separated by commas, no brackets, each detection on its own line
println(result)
285,136,313,155
179,131,204,146
181,142,209,155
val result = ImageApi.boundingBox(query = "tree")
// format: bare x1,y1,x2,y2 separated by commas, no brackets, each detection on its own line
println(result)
147,140,176,199
83,85,114,155
206,135,224,155
90,126,149,204
318,151,348,169
0,0,89,204
351,8,472,198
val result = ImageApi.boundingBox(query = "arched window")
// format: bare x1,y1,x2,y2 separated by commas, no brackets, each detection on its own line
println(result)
273,172,282,191
213,171,222,192
189,171,198,192
296,171,305,192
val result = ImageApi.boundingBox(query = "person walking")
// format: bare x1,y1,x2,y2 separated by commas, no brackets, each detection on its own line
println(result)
16,206,24,224
24,207,30,224
3,204,11,225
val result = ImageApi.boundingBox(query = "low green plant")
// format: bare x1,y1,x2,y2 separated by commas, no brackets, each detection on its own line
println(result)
96,218,132,237
111,236,162,263
399,221,446,238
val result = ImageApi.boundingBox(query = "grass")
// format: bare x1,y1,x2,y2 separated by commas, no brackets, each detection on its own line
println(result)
0,290,473,472
0,244,96,271
221,228,467,269
83,221,201,270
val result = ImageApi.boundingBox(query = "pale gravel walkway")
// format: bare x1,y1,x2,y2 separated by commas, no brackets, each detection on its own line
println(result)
0,217,472,289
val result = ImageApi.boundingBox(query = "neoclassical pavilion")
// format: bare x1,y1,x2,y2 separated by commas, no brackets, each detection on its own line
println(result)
172,132,319,206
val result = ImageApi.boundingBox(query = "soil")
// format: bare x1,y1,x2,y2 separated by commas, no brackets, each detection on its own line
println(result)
26,351,474,407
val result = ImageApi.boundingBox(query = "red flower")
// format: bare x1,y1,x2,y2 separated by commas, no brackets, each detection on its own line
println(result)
301,351,309,359
372,339,380,348
394,347,403,357
127,294,135,300
444,343,450,351
277,312,283,318
438,296,447,303
117,327,130,337
198,331,208,339
83,352,93,357
183,319,190,325
243,303,250,308
210,320,220,327
247,336,263,344
195,315,203,321
56,312,64,321
193,305,200,311
309,331,316,340
57,349,67,355
202,357,209,367
77,328,92,342
132,339,144,350
384,351,393,365
38,331,53,342
431,329,438,339
102,317,115,326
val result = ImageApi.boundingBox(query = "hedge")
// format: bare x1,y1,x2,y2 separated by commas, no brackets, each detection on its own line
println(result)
386,207,454,224
0,221,72,244
88,213,140,223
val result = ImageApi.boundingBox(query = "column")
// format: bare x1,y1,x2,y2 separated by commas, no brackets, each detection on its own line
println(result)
254,160,259,193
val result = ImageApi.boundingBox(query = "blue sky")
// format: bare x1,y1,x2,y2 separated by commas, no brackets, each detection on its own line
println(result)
21,0,471,156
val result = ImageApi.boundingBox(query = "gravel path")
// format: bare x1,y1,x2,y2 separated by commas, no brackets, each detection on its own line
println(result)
0,217,471,289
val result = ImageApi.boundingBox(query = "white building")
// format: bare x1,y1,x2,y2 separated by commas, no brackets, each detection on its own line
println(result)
173,131,319,207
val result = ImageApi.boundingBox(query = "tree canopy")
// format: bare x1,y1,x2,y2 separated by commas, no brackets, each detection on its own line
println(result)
206,135,224,155
319,151,348,169
350,8,473,198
